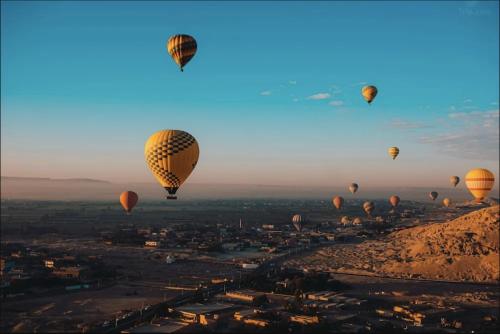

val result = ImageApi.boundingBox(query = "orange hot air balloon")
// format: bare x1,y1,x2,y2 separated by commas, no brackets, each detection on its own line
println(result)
332,196,344,210
120,191,138,214
361,85,378,104
465,168,495,202
442,198,451,208
389,195,400,208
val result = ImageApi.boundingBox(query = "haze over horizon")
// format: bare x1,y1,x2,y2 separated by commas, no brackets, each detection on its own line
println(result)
1,1,499,190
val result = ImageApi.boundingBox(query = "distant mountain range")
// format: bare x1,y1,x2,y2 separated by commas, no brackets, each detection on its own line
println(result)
0,176,479,202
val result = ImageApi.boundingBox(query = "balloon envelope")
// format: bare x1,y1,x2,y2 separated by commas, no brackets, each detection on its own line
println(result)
333,196,344,210
349,183,359,194
362,85,378,104
450,176,460,187
144,129,199,200
167,34,197,71
389,195,400,208
363,201,375,215
429,191,438,201
388,147,400,160
292,214,303,232
465,168,495,202
443,198,451,207
120,191,138,214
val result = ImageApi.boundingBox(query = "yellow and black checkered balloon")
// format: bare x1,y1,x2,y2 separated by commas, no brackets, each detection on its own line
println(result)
167,34,197,71
144,130,199,198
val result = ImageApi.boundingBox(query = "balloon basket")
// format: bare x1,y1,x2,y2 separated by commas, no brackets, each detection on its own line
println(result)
167,196,177,200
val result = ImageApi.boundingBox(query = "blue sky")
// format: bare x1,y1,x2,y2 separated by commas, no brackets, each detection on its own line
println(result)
1,1,499,190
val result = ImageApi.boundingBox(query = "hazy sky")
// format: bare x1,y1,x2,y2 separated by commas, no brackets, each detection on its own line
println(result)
1,1,499,190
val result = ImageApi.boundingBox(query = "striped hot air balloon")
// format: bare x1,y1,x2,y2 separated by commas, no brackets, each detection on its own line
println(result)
120,191,138,215
388,147,400,160
361,85,378,104
167,34,197,72
465,168,495,202
292,214,303,232
332,196,344,210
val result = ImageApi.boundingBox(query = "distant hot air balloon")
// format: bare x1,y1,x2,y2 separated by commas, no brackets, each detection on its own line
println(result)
465,168,495,202
450,176,460,187
349,183,359,194
352,217,363,225
443,198,451,208
145,130,199,200
167,34,197,72
120,191,138,215
361,85,378,104
429,191,438,201
389,195,400,208
388,147,400,160
340,216,350,225
333,196,344,210
363,201,375,217
292,214,303,232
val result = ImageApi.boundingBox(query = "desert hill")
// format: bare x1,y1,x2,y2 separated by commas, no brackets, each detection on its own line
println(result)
286,205,499,282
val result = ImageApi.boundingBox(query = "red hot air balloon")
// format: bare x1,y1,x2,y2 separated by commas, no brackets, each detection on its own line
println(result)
333,196,344,210
120,191,138,215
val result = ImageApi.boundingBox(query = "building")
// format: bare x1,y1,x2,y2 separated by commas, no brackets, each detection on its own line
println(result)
174,303,237,325
145,241,161,248
241,263,259,270
290,315,319,325
224,290,266,304
52,266,88,279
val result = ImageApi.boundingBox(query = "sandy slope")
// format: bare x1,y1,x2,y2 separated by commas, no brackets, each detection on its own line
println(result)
286,205,499,282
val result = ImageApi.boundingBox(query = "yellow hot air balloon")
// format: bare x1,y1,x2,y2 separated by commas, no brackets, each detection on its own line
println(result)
443,198,451,208
388,147,399,160
450,176,460,187
465,168,495,202
361,85,378,104
167,34,197,72
145,130,199,200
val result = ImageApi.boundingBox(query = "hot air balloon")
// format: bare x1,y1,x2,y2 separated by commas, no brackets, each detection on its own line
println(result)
292,214,303,232
450,176,460,187
352,217,363,225
333,196,344,210
363,201,375,217
361,85,378,104
349,183,359,194
167,34,197,72
145,130,199,200
340,216,350,225
465,168,495,202
429,191,438,201
120,191,138,215
389,195,400,208
388,147,400,160
443,198,451,207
